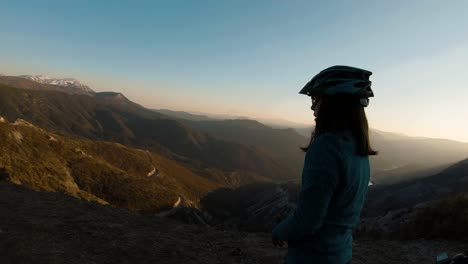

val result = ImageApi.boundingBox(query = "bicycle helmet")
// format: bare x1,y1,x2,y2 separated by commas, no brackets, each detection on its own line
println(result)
299,65,374,107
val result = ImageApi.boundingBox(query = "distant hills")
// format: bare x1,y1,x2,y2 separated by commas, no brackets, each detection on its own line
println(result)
180,119,306,177
369,130,468,178
0,77,292,185
365,158,468,216
155,109,218,122
155,108,312,129
154,107,468,185
2,73,468,187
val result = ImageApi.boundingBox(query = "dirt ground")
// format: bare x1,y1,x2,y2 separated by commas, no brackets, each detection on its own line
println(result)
0,182,466,264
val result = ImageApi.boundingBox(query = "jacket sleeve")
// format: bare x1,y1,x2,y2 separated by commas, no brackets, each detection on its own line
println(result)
272,134,342,241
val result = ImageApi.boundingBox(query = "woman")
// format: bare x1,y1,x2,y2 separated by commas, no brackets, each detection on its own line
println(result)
272,65,377,264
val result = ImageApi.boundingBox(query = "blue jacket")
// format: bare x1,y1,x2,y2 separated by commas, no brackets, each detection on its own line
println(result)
272,130,370,264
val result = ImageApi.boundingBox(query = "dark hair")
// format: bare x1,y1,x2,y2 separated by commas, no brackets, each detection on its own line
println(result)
302,95,378,156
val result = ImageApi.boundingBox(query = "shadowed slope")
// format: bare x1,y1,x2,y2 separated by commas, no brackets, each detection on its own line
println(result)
0,120,217,212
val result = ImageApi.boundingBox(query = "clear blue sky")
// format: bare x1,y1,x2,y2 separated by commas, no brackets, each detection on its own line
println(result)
1,0,468,141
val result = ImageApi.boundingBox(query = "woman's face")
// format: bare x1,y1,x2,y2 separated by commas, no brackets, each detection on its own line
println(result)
311,96,322,117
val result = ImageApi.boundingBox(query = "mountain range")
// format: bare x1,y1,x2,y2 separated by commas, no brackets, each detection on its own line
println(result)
3,74,468,187
153,108,468,185
1,73,468,248
0,76,292,185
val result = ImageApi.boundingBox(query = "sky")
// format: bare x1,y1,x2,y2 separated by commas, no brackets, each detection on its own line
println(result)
1,0,468,142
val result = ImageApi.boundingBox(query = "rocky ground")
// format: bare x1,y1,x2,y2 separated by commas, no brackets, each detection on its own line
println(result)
0,181,466,264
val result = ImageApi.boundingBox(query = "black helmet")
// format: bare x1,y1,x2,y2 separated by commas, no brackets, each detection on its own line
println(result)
299,65,374,107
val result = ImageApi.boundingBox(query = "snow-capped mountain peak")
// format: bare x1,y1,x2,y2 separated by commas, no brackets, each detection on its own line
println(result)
18,75,95,93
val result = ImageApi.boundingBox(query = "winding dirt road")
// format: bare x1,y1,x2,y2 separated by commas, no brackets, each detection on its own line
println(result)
156,195,184,217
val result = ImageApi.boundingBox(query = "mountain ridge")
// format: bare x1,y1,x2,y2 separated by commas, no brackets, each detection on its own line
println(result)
18,75,95,93
3,75,468,186
0,82,291,184
0,75,94,96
